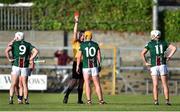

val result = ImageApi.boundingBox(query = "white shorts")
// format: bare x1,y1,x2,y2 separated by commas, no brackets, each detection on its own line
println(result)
150,65,168,76
11,66,30,77
83,67,99,76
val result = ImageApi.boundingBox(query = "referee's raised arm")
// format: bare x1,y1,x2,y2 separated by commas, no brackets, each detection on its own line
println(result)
72,15,79,42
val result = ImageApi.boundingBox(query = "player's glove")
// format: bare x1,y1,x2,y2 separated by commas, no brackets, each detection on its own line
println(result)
98,66,101,72
28,68,33,76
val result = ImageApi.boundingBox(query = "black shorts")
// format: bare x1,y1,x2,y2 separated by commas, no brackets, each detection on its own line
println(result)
72,61,83,79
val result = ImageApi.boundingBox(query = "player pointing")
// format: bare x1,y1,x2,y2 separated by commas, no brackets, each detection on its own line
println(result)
5,32,38,104
141,30,176,105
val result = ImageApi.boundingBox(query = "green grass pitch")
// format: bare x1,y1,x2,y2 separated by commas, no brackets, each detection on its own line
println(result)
0,92,180,111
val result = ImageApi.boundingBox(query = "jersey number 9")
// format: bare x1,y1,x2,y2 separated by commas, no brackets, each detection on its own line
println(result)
19,45,26,55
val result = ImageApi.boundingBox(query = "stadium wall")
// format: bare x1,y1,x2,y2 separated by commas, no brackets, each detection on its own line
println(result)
0,31,180,94
0,30,154,48
1,30,179,59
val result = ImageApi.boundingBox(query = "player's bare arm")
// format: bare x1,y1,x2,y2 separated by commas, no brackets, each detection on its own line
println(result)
29,48,38,71
72,15,79,42
8,40,14,47
7,36,17,47
166,44,177,61
141,48,151,66
97,48,101,65
5,46,13,62
97,48,102,72
29,48,39,62
6,36,17,61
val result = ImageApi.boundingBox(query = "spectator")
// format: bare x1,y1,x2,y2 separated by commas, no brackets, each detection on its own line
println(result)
54,50,72,65
54,49,72,83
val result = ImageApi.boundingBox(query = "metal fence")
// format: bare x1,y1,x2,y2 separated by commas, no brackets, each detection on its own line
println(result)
115,47,180,95
0,45,180,94
0,5,32,30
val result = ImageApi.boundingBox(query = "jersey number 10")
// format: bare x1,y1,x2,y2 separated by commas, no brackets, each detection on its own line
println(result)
85,47,96,57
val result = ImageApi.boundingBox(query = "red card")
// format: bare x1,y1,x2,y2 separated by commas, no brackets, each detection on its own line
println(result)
74,11,79,17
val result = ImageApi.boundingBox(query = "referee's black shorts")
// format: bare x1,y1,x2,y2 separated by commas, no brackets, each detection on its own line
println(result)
72,61,83,79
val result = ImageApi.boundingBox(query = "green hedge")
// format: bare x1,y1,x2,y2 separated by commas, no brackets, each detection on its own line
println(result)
32,0,179,42
163,10,180,42
32,0,152,32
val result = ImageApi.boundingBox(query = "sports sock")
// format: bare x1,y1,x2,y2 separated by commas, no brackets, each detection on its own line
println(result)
78,88,83,102
17,95,20,99
19,96,23,100
9,96,13,101
65,79,77,97
166,99,169,103
65,88,72,98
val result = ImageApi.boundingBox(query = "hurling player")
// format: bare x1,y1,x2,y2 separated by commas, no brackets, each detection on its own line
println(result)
5,32,38,104
141,30,176,105
76,31,106,104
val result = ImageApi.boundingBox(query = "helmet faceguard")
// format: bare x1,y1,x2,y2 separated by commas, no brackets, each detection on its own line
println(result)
150,30,161,40
15,32,24,41
84,31,92,41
